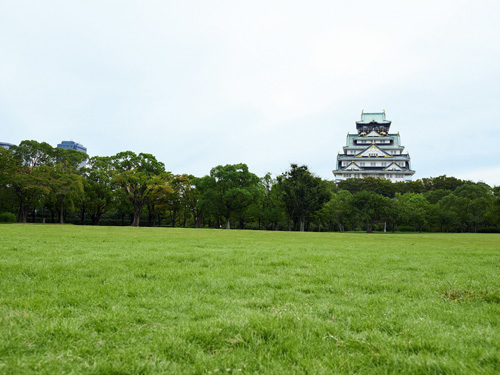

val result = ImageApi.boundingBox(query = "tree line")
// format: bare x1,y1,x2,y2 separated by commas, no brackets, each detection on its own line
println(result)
1,140,499,232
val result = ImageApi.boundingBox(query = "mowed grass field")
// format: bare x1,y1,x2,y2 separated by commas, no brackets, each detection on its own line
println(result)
0,225,499,374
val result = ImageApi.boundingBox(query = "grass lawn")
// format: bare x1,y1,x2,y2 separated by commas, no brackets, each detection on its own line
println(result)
0,225,499,374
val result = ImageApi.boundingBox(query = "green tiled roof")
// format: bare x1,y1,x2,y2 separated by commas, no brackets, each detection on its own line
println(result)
356,112,391,124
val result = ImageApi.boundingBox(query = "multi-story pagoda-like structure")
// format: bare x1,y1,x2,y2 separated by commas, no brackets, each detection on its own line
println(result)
333,111,415,182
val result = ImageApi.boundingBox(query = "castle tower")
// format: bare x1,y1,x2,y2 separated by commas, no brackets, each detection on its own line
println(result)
333,111,415,182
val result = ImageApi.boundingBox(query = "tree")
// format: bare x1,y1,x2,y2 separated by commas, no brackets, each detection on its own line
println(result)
485,186,500,229
319,189,354,232
198,164,261,229
81,156,115,225
338,176,395,198
183,176,204,228
44,162,84,224
421,175,465,192
7,141,55,222
111,151,167,227
396,193,431,232
0,148,19,215
453,183,493,232
257,173,284,230
350,190,392,233
276,164,330,231
47,148,87,224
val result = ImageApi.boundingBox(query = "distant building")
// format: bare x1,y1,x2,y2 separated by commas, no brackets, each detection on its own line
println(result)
57,141,87,154
0,142,14,149
333,111,415,183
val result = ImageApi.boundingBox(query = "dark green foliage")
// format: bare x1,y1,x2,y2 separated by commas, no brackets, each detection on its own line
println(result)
277,164,330,231
0,212,16,222
339,176,395,197
421,175,465,191
350,190,394,232
197,163,261,229
111,151,168,227
395,225,416,232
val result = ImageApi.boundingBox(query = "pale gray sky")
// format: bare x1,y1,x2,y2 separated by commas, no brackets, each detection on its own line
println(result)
1,1,499,185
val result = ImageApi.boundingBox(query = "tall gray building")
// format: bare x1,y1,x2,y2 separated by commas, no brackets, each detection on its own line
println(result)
0,142,14,149
57,141,87,154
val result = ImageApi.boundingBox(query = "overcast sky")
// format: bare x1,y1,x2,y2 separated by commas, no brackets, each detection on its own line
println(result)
1,1,499,186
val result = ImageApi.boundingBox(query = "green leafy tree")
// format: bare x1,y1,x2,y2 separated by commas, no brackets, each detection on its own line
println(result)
338,176,395,198
276,164,330,231
438,194,468,232
453,183,493,232
257,173,284,230
7,141,55,222
421,175,465,192
350,190,392,233
0,148,19,215
183,176,204,228
81,156,115,225
44,163,84,224
396,193,431,232
111,151,167,227
485,186,500,229
199,163,261,229
319,189,354,232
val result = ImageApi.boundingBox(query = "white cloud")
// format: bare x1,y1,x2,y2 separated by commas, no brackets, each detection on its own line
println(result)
1,0,500,183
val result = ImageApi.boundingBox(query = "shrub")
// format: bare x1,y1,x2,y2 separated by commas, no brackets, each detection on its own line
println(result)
477,226,500,233
0,212,16,223
396,225,416,232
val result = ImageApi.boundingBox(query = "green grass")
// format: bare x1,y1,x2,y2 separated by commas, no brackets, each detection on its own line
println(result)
0,225,499,374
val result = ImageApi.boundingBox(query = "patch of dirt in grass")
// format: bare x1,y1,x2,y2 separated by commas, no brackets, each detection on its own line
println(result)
442,288,500,304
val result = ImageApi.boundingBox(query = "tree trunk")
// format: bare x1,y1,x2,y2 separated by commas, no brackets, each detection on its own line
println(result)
132,206,141,227
299,219,305,232
225,216,231,229
59,201,64,224
174,210,178,227
366,223,373,233
95,208,103,225
18,205,28,223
